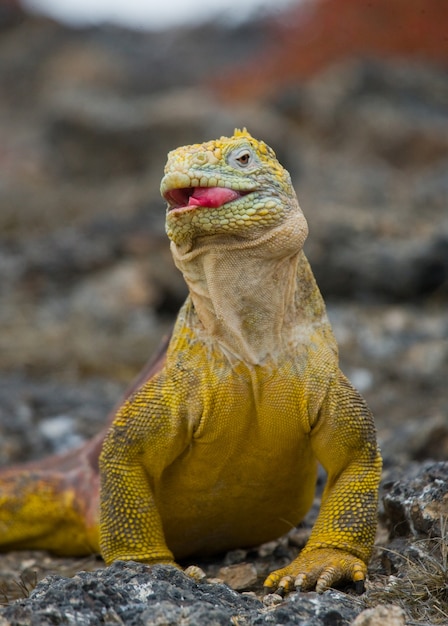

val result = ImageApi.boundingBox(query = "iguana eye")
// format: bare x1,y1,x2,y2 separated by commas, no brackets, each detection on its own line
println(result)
236,151,251,165
230,148,253,169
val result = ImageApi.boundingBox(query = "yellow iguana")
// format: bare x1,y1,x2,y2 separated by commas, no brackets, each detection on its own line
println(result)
0,129,381,594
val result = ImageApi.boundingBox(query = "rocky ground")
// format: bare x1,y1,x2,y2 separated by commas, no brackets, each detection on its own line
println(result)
0,2,447,624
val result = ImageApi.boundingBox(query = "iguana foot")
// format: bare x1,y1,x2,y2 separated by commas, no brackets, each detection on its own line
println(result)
263,548,367,594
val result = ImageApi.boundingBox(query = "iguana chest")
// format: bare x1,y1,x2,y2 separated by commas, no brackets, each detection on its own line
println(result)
154,355,324,558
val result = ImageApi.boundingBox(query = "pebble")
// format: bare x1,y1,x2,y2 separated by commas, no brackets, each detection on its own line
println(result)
351,604,406,626
217,563,258,591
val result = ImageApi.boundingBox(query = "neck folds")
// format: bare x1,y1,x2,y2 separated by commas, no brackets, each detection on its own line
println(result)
170,217,307,365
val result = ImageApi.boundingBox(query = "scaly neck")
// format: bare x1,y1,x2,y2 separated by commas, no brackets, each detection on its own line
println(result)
170,215,322,365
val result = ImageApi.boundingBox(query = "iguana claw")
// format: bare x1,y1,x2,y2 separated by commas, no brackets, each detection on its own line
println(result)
264,548,368,594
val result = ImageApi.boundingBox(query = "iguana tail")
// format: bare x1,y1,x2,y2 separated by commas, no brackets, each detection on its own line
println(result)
0,434,102,555
0,335,170,556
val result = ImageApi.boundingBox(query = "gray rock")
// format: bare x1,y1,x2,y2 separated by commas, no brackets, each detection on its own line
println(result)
382,461,448,539
0,562,361,626
0,376,122,464
301,59,448,168
44,86,291,183
379,414,448,466
309,228,448,301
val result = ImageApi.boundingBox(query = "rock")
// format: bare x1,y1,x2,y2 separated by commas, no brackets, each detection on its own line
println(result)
257,540,280,557
299,60,448,168
262,593,284,607
0,562,259,626
309,228,448,301
0,562,362,626
380,415,448,465
70,261,156,320
223,548,248,565
398,338,448,382
44,86,291,182
271,60,448,303
40,40,128,94
412,419,448,462
379,536,427,576
218,563,258,591
286,528,310,549
351,604,406,626
382,461,448,539
0,375,122,464
38,414,83,454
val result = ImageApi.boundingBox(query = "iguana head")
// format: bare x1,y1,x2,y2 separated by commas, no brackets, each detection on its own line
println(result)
161,129,307,250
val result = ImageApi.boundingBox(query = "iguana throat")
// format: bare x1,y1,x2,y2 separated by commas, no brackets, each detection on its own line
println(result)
170,220,307,365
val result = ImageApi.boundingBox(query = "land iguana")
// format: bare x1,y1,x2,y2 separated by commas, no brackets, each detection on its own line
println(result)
0,129,382,594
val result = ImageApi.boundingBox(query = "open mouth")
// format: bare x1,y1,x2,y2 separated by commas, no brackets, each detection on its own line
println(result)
165,187,249,211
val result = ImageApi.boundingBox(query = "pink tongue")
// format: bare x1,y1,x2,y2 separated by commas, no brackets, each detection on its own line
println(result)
188,187,240,208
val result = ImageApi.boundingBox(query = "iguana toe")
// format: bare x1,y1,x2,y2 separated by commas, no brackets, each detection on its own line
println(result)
264,548,367,594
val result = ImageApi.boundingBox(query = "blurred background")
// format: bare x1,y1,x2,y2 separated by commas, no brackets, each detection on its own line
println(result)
0,0,447,467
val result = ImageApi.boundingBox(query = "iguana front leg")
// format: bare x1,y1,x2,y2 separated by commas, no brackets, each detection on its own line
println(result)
264,373,382,593
99,374,191,565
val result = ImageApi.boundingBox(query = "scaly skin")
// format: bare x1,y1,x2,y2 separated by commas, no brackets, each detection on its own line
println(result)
0,129,381,594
